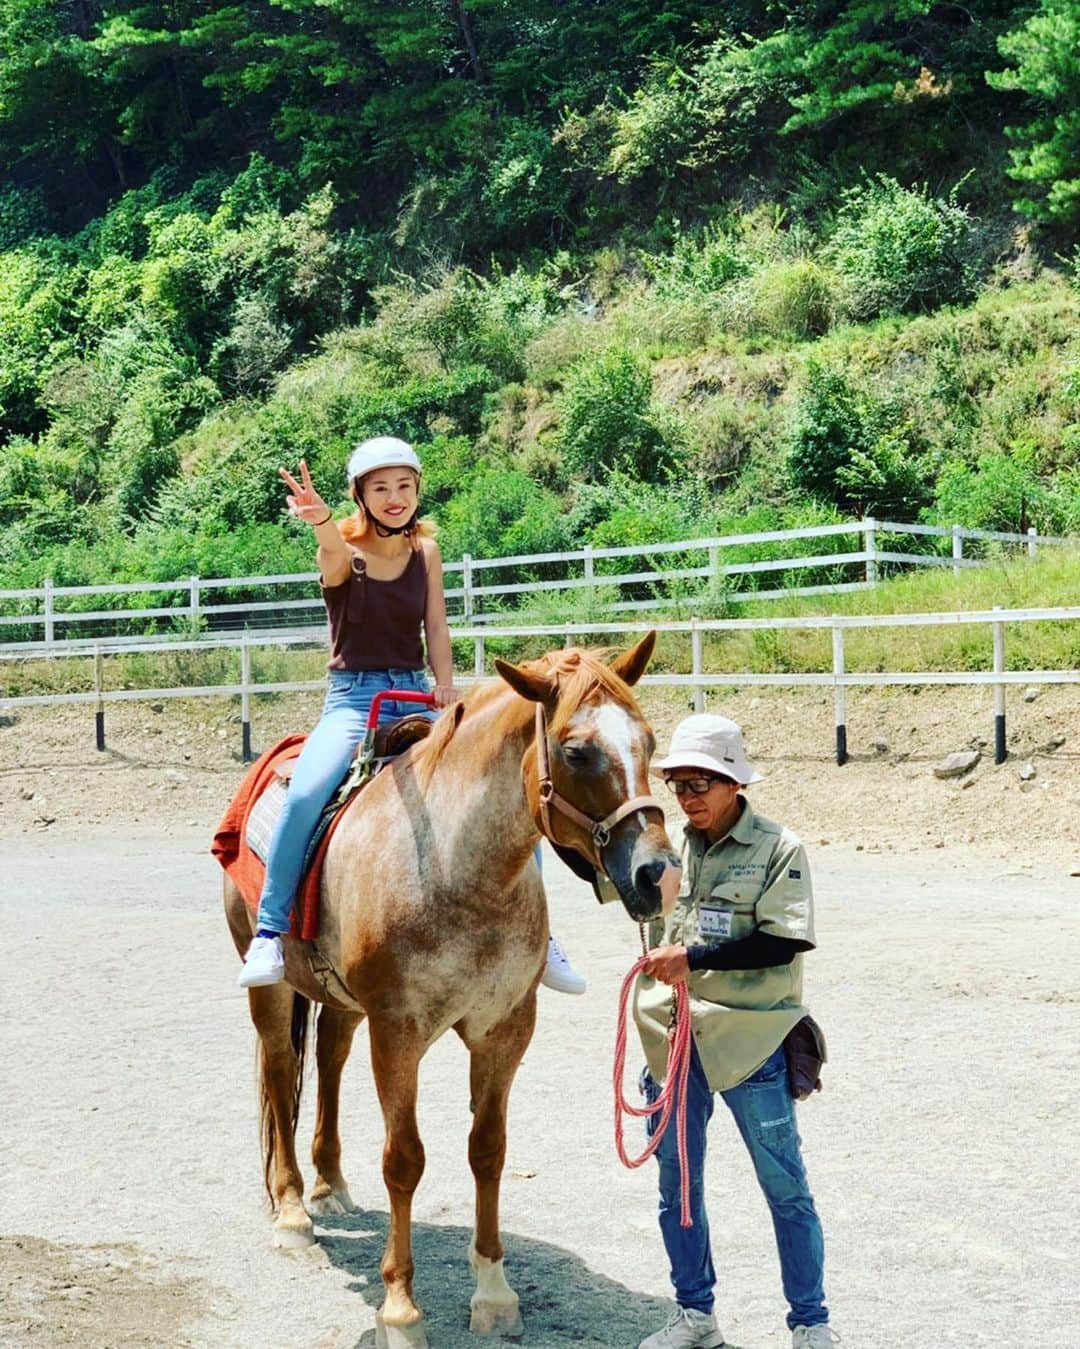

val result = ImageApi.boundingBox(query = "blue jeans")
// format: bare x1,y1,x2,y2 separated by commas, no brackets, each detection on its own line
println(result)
256,668,434,934
643,1044,827,1330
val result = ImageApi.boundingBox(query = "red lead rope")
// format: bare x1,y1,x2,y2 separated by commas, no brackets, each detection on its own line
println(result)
613,956,694,1228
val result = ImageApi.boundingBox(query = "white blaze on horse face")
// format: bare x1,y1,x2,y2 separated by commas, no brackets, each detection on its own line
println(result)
572,702,646,795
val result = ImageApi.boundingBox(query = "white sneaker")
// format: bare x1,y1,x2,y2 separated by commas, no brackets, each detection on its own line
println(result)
639,1306,728,1349
792,1327,840,1349
541,936,586,994
238,934,285,988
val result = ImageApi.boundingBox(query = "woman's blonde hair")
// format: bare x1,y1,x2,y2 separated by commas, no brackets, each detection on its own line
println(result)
338,513,437,546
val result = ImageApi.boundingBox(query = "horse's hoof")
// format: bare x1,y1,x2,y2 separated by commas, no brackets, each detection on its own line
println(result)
469,1296,523,1337
309,1186,358,1216
375,1312,428,1349
272,1215,315,1249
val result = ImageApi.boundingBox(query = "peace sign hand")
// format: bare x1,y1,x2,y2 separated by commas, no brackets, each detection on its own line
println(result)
279,460,331,526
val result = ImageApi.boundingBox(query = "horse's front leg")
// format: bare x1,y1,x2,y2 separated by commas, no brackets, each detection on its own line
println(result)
369,1017,428,1349
466,992,537,1337
309,1003,364,1216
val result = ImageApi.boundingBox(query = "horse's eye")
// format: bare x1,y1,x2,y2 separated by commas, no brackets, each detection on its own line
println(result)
562,743,591,765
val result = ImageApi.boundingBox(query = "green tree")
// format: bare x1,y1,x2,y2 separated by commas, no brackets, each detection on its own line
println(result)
989,1,1080,222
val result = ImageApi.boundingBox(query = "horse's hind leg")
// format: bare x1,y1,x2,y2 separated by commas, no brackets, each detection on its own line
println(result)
248,982,315,1250
465,993,537,1337
309,1003,364,1216
369,1018,429,1349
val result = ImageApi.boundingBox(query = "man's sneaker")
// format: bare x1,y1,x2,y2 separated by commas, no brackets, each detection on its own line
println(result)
639,1306,728,1349
792,1327,840,1349
237,934,285,988
541,936,586,994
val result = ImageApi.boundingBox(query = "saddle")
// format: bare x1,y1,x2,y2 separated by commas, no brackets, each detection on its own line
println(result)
211,714,433,943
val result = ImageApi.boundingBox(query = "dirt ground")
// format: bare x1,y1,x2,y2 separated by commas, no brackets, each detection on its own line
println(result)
1,682,1078,1348
2,680,1077,864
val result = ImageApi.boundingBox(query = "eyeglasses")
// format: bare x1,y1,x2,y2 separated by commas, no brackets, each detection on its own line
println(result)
664,776,729,797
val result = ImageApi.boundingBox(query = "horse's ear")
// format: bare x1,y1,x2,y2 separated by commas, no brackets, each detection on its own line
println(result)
609,630,656,687
494,658,554,704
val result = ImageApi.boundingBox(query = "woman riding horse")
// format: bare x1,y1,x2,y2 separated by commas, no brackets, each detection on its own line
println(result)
236,436,585,996
223,630,678,1348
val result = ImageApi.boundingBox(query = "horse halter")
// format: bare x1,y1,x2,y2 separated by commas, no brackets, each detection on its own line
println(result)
532,703,664,876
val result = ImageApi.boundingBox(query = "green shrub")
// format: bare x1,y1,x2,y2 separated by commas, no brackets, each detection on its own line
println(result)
605,35,786,184
0,185,48,250
684,397,775,489
787,361,931,516
0,248,80,437
557,470,710,551
931,447,1055,535
140,211,223,337
367,266,564,386
746,260,836,340
345,364,495,446
558,347,679,483
415,435,481,512
479,118,572,233
829,177,977,319
435,468,570,561
212,293,295,395
641,220,749,298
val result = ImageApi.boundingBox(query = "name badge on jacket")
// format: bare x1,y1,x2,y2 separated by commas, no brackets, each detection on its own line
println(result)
698,906,734,939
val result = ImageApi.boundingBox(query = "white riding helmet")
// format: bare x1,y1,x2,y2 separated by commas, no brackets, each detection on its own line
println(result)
345,436,422,483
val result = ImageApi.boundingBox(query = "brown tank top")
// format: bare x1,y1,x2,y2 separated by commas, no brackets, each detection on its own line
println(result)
322,546,427,671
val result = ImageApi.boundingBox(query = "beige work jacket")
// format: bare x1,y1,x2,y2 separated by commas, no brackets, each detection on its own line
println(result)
632,799,814,1091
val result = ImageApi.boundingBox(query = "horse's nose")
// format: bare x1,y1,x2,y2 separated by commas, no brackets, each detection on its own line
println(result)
634,857,666,895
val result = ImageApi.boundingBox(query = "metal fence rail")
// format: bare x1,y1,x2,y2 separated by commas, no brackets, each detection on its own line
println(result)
1,517,1072,645
2,606,1076,767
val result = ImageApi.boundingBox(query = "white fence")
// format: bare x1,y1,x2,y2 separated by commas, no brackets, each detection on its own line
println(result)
0,518,1072,650
2,607,1076,767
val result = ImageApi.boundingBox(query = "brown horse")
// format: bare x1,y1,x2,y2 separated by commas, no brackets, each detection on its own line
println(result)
224,634,678,1348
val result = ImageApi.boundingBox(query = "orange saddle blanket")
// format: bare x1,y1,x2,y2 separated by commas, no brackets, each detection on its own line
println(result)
210,734,351,941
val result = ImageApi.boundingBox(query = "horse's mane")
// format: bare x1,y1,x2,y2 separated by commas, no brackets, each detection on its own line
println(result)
410,700,465,789
539,647,638,735
409,646,636,789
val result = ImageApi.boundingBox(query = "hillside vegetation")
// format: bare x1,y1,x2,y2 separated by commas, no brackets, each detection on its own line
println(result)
1,2,1078,593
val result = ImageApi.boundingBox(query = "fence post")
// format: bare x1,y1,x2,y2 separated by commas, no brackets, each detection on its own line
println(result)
691,617,704,714
94,645,105,751
832,619,847,766
241,638,253,762
189,575,201,635
1027,526,1038,558
992,606,1006,765
952,524,963,577
863,519,877,585
583,544,594,585
708,545,721,598
44,578,55,648
462,554,474,620
473,633,485,681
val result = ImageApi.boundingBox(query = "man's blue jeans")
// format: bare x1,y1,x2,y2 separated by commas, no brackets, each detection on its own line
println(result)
643,1043,827,1331
256,668,434,934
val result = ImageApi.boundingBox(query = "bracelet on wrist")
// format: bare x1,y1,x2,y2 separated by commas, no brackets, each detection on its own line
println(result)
311,510,333,527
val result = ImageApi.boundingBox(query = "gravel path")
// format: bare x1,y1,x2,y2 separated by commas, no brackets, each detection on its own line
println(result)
3,827,1078,1348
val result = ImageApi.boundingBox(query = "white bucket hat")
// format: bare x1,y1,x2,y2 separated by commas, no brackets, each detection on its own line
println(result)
654,714,763,785
345,436,422,482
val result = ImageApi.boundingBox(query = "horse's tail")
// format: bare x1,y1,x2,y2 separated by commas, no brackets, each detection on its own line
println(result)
258,991,312,1206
